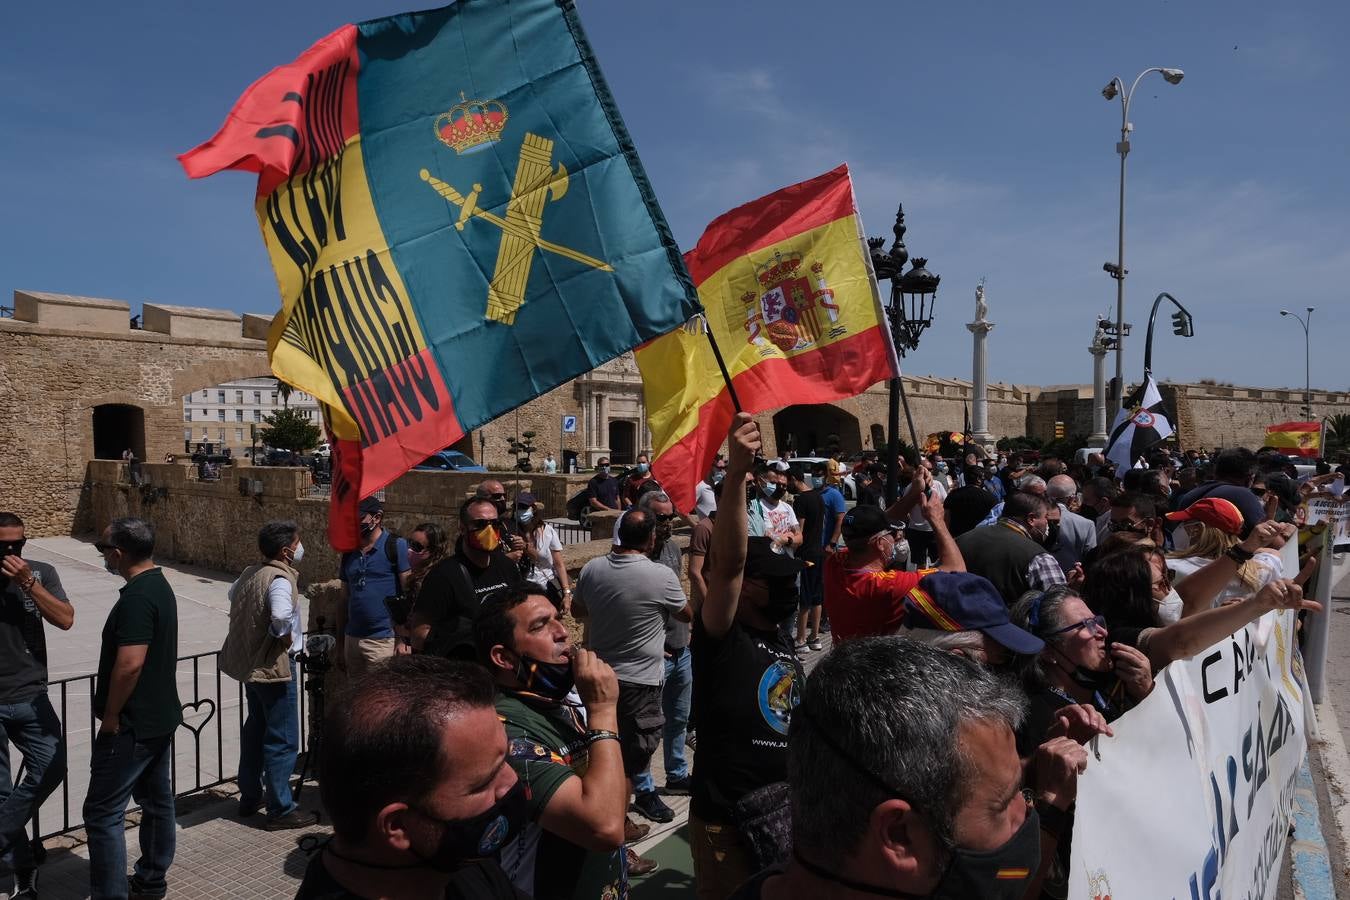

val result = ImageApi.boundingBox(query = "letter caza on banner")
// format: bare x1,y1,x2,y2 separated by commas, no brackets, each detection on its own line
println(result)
180,0,699,549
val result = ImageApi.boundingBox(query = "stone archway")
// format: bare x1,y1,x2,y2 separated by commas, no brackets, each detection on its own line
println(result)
772,404,863,457
608,420,637,464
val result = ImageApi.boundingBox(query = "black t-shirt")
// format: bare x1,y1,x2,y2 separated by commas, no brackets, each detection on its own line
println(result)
690,613,803,823
94,568,182,740
587,474,620,510
0,560,63,703
792,489,826,563
293,849,528,899
417,546,521,660
856,482,884,508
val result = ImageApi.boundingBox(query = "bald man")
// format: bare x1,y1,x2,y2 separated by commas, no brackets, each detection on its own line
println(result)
1046,474,1096,571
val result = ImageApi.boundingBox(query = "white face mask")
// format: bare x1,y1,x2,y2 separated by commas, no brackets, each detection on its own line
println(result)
1155,588,1183,626
517,507,535,524
290,542,305,563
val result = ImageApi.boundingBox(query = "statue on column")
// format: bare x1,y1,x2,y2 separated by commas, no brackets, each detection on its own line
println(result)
974,278,988,324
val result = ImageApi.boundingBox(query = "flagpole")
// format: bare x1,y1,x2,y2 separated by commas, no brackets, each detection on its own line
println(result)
703,328,743,413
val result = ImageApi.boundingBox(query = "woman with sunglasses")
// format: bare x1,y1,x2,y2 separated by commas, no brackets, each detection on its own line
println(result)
391,523,448,654
514,492,572,615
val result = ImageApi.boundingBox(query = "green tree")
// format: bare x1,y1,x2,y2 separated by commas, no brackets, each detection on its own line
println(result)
258,407,321,452
1326,414,1350,458
274,377,293,410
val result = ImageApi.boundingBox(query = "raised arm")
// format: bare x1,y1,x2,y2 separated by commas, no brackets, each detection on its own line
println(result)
701,414,760,639
1144,578,1318,670
1176,521,1290,618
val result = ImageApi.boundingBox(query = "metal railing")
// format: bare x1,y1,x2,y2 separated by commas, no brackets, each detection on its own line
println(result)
551,520,593,545
28,650,311,842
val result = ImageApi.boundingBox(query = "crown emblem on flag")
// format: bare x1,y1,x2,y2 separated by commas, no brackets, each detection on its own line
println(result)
754,250,803,286
435,93,509,155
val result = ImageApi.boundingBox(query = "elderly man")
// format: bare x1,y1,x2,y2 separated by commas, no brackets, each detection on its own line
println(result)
732,637,1083,899
956,491,1066,605
1045,475,1097,572
575,509,691,825
296,657,526,898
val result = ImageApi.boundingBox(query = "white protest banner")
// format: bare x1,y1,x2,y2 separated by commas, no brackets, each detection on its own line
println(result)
1069,609,1307,900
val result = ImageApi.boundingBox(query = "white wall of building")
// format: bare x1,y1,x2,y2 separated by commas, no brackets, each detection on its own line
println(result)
180,376,320,455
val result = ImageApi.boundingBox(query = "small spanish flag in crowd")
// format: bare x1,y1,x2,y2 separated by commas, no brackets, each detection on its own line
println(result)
1265,421,1321,457
636,165,900,514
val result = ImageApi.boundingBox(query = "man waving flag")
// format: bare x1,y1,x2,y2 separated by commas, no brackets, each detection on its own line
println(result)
1104,374,1174,475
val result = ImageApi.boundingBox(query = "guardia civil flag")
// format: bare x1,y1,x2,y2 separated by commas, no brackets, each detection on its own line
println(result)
636,166,899,513
1265,421,1321,457
179,0,699,549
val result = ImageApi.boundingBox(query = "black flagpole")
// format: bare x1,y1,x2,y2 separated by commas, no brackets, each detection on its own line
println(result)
703,324,743,413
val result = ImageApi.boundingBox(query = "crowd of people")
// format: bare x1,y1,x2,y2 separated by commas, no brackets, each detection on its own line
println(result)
0,420,1343,899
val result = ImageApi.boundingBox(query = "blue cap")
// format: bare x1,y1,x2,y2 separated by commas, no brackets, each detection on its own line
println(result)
903,572,1044,655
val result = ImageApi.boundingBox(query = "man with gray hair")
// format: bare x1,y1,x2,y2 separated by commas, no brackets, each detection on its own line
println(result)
732,637,1082,899
88,517,182,899
630,491,694,801
1045,474,1096,572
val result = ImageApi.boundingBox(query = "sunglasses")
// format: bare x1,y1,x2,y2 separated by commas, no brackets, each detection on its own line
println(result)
407,541,426,553
94,541,116,554
466,518,500,531
655,513,676,523
1108,518,1149,534
488,493,507,501
1046,614,1107,637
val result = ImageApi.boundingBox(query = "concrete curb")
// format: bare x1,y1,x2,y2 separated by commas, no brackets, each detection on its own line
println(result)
1293,757,1336,900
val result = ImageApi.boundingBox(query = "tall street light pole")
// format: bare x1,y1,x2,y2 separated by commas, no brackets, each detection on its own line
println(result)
1101,66,1184,414
1279,307,1315,419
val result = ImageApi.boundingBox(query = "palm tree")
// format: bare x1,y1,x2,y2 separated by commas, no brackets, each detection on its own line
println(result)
1326,413,1350,457
275,377,293,410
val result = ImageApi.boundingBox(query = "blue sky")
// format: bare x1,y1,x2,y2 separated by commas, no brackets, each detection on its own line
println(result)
2,1,1344,390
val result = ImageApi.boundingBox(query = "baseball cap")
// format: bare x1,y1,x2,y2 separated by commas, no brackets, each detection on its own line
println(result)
766,460,791,474
1165,496,1243,535
841,505,903,541
743,536,807,580
903,572,1044,655
515,491,538,507
358,496,384,516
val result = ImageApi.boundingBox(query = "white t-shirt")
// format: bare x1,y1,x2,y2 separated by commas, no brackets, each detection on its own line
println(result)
907,478,948,531
749,496,800,543
524,523,563,586
1166,550,1283,608
694,481,718,519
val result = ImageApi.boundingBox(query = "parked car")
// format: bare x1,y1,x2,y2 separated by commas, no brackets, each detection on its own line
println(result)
787,457,855,500
413,449,488,472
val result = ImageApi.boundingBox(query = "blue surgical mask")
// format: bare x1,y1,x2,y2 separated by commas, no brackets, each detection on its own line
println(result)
637,462,650,475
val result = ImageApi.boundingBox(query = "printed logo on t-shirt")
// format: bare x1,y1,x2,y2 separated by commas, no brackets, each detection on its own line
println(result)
757,660,800,735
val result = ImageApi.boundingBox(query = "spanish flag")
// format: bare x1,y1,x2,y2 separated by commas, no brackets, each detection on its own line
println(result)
1266,421,1321,457
637,166,899,513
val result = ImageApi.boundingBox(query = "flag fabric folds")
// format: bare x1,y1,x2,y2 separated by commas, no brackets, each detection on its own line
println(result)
1265,421,1321,457
636,165,900,514
180,0,699,549
1104,375,1174,475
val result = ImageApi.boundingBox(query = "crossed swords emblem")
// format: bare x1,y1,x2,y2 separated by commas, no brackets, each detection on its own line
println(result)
419,133,612,325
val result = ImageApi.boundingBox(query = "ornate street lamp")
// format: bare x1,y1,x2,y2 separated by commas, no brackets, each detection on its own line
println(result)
870,205,941,503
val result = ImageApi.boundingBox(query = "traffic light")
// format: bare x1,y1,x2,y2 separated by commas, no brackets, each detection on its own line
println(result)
1172,309,1193,337
1054,421,1066,439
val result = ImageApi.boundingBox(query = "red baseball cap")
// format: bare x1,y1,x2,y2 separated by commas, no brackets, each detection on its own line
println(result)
1165,497,1244,535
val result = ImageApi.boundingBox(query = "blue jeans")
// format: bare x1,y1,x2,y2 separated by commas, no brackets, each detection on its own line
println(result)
237,659,299,818
83,730,175,899
0,694,66,870
633,648,692,793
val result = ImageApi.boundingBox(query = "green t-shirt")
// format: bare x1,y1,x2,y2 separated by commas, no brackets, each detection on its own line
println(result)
94,568,183,740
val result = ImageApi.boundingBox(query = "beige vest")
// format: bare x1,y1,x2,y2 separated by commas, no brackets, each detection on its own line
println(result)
220,560,299,684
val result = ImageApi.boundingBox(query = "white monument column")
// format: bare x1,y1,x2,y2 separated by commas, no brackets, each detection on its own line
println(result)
966,282,995,450
1088,324,1110,446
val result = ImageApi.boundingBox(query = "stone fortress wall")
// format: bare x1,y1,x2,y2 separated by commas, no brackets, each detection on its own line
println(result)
4,289,1347,538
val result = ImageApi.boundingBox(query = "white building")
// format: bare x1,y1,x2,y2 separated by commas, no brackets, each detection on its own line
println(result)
180,376,321,456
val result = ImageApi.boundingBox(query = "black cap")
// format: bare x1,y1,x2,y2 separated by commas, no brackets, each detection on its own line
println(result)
358,496,384,516
841,505,902,541
743,536,806,580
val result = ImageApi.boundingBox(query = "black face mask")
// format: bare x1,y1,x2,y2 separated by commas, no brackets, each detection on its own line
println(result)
511,652,575,701
1041,521,1060,549
410,779,529,871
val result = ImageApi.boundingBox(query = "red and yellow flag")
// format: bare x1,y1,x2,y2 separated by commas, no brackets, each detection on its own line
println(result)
1265,421,1321,457
636,165,899,513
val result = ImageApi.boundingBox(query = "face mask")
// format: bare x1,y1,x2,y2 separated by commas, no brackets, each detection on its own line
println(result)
511,652,575,700
1028,522,1049,544
468,524,501,552
410,779,528,871
360,519,377,536
758,477,777,498
408,548,429,569
637,462,650,475
493,499,508,516
599,465,610,476
792,805,1040,900
710,470,725,485
886,538,907,571
517,507,535,525
654,521,673,544
104,556,120,577
1155,588,1183,626
1040,521,1059,549
290,542,305,564
1051,644,1113,692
